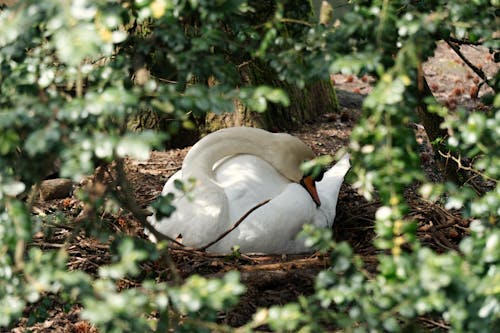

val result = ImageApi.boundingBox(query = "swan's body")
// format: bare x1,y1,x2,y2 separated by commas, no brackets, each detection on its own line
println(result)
148,127,350,254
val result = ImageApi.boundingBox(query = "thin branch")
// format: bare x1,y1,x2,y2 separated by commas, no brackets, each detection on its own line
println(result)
112,160,173,243
198,199,271,251
76,65,83,98
446,36,483,46
437,150,498,183
444,39,494,90
419,317,451,330
237,59,253,69
279,18,313,27
45,222,74,231
154,76,179,84
113,158,182,283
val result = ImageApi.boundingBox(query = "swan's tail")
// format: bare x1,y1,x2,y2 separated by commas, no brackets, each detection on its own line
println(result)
318,153,350,195
315,153,350,228
325,153,350,178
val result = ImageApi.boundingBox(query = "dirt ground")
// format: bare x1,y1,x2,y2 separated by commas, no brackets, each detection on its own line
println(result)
8,42,498,332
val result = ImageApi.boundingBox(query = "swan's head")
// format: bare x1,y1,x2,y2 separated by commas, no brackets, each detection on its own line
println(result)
271,133,316,181
184,127,322,206
271,133,321,206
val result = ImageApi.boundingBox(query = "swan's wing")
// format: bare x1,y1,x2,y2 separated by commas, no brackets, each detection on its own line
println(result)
210,183,317,253
207,154,312,253
149,184,227,248
214,154,289,221
149,169,227,248
161,170,182,195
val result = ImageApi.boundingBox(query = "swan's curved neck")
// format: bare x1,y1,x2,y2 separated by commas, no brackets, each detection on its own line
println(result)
182,128,277,180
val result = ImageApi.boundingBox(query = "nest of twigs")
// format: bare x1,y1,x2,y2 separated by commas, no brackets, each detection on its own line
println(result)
25,174,471,331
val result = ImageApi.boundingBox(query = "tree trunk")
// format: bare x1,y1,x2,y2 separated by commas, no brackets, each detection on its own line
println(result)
416,64,465,185
204,61,338,132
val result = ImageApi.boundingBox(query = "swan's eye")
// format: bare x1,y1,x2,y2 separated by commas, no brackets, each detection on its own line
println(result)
301,161,325,181
315,168,326,181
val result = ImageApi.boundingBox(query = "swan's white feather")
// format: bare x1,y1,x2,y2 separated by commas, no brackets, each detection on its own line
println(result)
152,170,227,246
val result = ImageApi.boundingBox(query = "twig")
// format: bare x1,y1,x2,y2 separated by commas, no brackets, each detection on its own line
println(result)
239,257,328,272
45,222,74,231
237,60,253,69
112,158,182,283
430,227,458,251
133,162,180,170
419,317,451,330
343,215,376,224
152,76,178,84
438,149,498,183
198,199,271,251
76,65,83,98
435,220,461,230
112,160,176,243
339,225,376,230
30,242,65,249
446,36,483,46
444,39,495,90
279,17,313,27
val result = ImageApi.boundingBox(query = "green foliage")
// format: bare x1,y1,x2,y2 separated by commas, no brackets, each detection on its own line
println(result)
151,192,177,219
0,0,499,332
300,154,334,180
279,224,499,332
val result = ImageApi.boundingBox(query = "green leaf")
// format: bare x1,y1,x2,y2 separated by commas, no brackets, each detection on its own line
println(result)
268,304,303,331
152,192,177,219
54,25,101,66
265,88,290,106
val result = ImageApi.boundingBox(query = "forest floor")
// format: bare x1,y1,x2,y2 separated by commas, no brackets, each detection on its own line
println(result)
8,42,498,332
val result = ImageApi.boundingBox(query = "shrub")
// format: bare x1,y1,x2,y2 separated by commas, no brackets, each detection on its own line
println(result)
0,0,498,331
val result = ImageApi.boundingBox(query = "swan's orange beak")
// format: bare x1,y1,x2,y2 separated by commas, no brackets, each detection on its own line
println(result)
300,176,321,207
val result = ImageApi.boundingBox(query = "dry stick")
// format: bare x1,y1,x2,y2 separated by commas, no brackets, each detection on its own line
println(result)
444,39,494,90
113,158,182,283
197,199,271,251
437,149,498,183
239,257,328,272
446,36,484,46
419,317,451,330
111,161,180,244
279,17,313,27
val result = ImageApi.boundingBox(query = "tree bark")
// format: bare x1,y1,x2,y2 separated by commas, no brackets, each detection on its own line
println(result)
204,61,338,132
416,64,463,184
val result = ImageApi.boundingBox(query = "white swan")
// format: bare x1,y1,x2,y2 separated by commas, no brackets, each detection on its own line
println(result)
147,127,350,254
